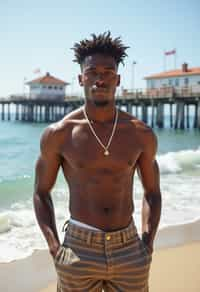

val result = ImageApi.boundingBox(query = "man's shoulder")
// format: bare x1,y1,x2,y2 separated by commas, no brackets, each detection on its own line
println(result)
118,109,138,125
44,107,83,134
41,107,83,144
119,110,153,131
132,119,153,134
133,120,157,150
125,116,157,148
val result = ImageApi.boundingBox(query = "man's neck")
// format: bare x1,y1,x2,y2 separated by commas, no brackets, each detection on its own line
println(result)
84,102,116,123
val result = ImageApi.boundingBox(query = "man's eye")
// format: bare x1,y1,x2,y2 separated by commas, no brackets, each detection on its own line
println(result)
105,71,114,75
104,71,115,77
86,70,97,75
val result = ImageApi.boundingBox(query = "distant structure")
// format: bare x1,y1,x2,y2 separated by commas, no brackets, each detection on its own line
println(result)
144,63,200,96
26,72,70,100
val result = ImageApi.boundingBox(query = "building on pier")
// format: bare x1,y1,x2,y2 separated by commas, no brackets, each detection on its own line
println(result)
26,72,70,100
145,63,200,97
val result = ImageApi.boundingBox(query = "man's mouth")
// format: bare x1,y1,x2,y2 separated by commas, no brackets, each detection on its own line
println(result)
91,86,107,93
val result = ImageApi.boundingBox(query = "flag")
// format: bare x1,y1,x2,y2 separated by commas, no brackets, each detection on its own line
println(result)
33,68,41,74
165,49,176,56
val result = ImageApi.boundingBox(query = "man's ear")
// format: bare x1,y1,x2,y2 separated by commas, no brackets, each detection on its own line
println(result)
116,75,120,87
78,74,83,86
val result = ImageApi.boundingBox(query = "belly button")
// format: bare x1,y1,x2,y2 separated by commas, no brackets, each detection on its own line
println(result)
103,208,110,214
78,163,84,168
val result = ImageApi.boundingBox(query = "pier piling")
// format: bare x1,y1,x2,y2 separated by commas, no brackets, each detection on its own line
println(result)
170,103,173,128
193,103,198,129
141,103,148,123
156,102,164,128
127,102,132,114
7,104,11,120
1,104,5,120
135,105,138,118
179,102,185,129
186,105,190,128
15,104,19,120
151,100,155,128
197,99,200,129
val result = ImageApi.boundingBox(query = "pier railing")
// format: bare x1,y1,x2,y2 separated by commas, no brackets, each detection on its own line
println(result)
122,85,200,99
1,85,200,103
0,94,84,102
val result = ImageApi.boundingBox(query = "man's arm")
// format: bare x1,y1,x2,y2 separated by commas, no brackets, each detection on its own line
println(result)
33,126,62,258
136,126,162,253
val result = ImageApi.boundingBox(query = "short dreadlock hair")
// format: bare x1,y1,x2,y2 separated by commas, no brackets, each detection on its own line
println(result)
72,31,129,67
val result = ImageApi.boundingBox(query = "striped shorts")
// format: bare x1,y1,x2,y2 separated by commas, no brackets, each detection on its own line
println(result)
53,217,152,291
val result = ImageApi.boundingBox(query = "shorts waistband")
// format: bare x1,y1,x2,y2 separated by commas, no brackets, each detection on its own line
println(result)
63,217,137,245
69,218,102,231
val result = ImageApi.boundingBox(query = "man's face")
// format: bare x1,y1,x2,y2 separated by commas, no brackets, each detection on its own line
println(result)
78,53,120,107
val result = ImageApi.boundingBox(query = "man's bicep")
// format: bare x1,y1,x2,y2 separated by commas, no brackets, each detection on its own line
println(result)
35,154,61,194
136,129,160,193
34,127,61,194
137,154,160,194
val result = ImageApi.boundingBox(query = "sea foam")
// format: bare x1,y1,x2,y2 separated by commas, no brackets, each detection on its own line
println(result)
157,148,200,174
0,214,11,233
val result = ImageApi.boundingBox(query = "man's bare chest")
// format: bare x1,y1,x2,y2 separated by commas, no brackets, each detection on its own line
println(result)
60,123,142,172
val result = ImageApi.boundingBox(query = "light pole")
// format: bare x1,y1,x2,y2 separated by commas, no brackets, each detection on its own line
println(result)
131,61,137,93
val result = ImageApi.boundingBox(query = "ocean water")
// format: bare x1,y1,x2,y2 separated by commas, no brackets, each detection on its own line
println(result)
0,113,200,263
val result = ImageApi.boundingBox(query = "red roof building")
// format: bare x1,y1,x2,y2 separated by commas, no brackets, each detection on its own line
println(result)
144,63,200,96
144,63,200,89
27,72,70,100
145,64,200,80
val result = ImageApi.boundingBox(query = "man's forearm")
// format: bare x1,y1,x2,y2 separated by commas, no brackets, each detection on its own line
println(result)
33,192,60,253
142,192,162,247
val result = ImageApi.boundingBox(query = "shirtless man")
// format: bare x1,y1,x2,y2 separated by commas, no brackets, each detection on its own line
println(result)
34,32,162,291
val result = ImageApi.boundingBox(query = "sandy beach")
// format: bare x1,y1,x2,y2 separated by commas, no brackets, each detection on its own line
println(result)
1,219,200,292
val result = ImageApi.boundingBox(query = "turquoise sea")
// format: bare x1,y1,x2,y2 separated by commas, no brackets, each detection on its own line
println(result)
0,110,200,262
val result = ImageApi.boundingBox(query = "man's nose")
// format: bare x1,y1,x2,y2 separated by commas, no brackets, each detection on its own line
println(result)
95,79,105,87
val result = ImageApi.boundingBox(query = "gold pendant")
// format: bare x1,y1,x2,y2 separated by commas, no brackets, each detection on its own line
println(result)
104,150,109,156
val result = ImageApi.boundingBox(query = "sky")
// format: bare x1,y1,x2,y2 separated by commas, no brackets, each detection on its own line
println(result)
0,0,199,97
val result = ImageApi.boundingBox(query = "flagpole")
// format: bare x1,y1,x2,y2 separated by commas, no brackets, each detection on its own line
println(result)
163,50,166,71
174,49,177,69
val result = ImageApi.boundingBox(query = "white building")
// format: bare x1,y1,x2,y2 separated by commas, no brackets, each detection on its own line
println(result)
144,63,200,97
26,72,69,100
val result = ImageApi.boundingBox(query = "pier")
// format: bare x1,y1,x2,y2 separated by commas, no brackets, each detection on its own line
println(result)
0,88,200,130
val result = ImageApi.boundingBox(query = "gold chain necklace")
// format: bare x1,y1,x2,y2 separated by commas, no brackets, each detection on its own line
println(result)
83,107,118,156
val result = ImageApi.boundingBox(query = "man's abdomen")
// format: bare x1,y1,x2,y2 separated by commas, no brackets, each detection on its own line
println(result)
68,189,134,231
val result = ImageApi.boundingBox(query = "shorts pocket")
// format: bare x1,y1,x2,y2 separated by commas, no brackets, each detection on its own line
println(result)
135,234,153,265
54,246,63,262
140,239,153,258
54,246,81,266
